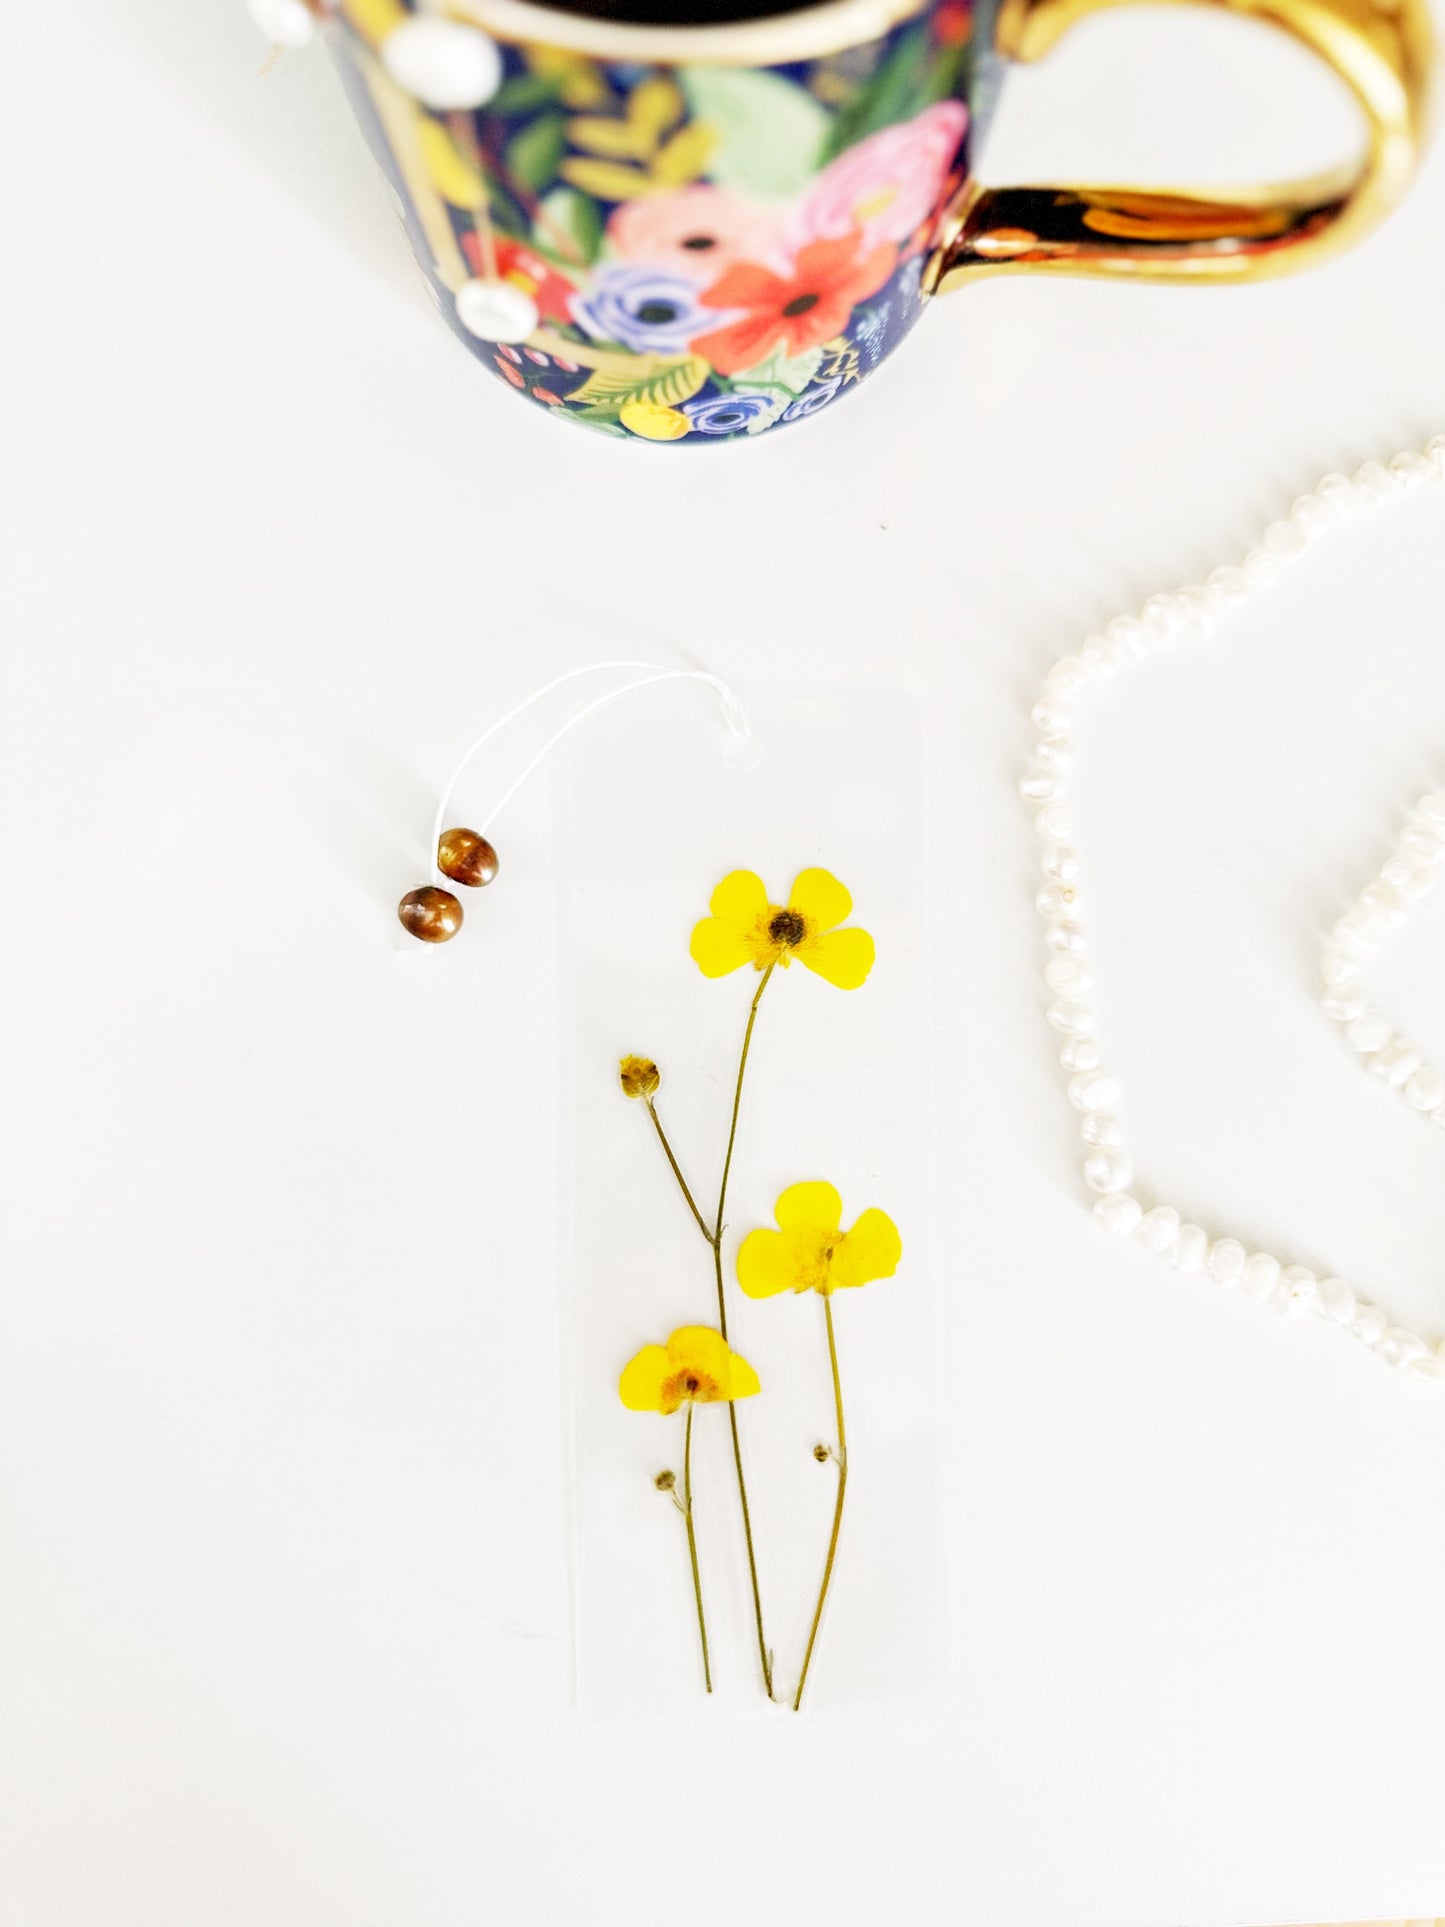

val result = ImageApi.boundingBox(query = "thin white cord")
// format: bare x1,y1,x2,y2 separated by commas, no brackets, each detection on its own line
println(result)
428,661,754,882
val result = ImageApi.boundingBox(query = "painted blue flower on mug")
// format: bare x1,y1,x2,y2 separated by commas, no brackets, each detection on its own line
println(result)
572,265,721,356
681,392,778,435
782,377,844,422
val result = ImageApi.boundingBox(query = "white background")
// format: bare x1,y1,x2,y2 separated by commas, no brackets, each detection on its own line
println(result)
5,0,1445,1921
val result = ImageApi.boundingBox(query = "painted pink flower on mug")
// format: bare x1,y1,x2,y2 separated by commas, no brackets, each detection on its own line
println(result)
788,101,970,253
607,186,787,281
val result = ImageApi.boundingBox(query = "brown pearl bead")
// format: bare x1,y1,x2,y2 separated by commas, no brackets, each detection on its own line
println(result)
398,885,463,943
437,827,499,888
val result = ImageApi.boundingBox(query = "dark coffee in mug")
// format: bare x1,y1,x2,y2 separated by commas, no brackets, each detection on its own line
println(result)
320,0,1431,443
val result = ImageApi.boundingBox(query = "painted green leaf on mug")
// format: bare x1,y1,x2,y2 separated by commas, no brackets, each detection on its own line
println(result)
568,353,709,417
678,67,828,198
538,185,604,266
726,343,824,432
507,113,567,195
820,25,929,160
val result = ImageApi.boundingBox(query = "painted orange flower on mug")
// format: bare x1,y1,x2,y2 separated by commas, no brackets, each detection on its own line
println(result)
692,231,896,375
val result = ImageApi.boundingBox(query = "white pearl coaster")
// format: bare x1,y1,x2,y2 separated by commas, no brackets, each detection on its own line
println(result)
1023,438,1445,1381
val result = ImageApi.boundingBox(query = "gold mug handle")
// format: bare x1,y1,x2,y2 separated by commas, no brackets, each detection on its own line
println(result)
927,0,1434,290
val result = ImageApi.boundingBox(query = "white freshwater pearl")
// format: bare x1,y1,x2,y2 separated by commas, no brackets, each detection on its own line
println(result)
381,16,502,108
1171,1223,1208,1271
1354,1304,1387,1345
1020,769,1065,803
1078,637,1116,678
248,0,316,48
1405,1066,1445,1112
1068,1071,1119,1113
1401,823,1445,861
1426,434,1445,475
1279,1265,1318,1316
1318,1277,1356,1324
1372,1039,1420,1087
1034,735,1072,769
1262,517,1307,556
1359,881,1407,926
1353,459,1396,500
1041,847,1080,884
1045,956,1091,995
1080,1113,1123,1148
1290,491,1334,534
1044,920,1086,954
1084,1151,1132,1194
1319,948,1358,987
454,279,538,343
1381,855,1433,897
1406,1353,1443,1379
1207,565,1249,602
1415,791,1445,826
1035,802,1072,841
1037,882,1081,920
1347,1010,1392,1053
1207,1238,1246,1286
1330,909,1382,954
1060,1036,1101,1072
1046,656,1089,695
1094,1193,1143,1234
1137,1206,1180,1255
1390,450,1432,485
1321,985,1368,1023
1046,1000,1093,1035
1139,594,1183,641
1031,700,1070,733
1242,1253,1281,1302
1316,473,1355,513
1378,1326,1429,1368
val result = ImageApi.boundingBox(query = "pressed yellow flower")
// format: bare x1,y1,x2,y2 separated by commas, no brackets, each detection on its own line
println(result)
689,868,875,988
619,399,690,441
619,1325,761,1414
619,1054,660,1099
737,1181,901,1299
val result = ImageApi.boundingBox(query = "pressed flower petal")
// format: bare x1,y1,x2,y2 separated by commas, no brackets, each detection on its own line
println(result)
708,869,768,927
788,866,852,933
736,1227,796,1298
831,1207,903,1289
726,1349,761,1399
665,1324,733,1382
774,1179,843,1233
689,916,757,977
619,1344,673,1411
797,925,875,989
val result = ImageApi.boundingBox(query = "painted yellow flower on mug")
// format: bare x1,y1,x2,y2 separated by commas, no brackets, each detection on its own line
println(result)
619,1325,761,1414
689,868,874,988
737,1182,901,1298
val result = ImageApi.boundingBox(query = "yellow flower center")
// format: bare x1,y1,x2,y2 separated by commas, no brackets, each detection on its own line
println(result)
666,1369,719,1405
767,908,808,947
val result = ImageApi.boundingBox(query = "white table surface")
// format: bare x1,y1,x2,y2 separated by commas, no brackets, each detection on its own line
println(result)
7,1,1445,1921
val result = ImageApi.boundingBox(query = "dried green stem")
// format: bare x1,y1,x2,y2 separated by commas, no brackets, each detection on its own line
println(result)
793,1293,847,1713
682,1405,711,1693
645,1099,713,1245
714,967,775,1699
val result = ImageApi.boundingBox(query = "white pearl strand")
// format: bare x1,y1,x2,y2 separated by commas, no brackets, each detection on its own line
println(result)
1321,794,1445,1128
1023,437,1445,1380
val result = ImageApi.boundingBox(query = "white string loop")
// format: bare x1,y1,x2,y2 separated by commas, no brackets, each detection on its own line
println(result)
427,660,756,885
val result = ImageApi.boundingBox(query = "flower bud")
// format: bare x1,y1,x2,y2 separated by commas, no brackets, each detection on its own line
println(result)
619,1055,660,1099
813,1443,831,1463
653,1469,676,1491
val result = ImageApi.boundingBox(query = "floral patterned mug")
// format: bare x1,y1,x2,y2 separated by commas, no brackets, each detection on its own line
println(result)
322,0,1431,442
